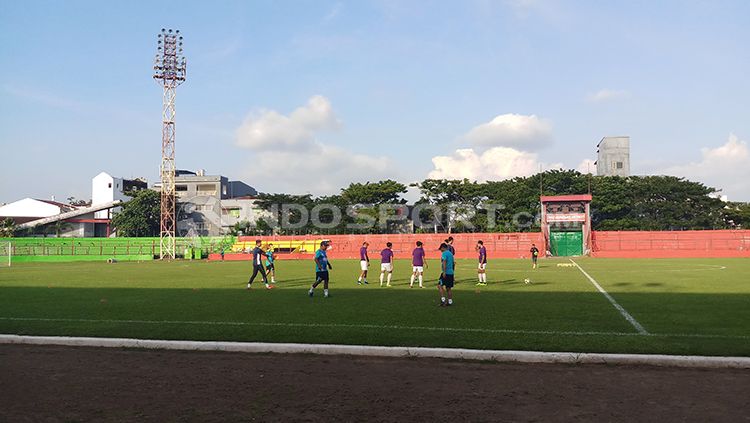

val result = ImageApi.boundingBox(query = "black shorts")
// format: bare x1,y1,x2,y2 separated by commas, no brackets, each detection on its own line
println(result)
439,274,455,288
532,255,538,262
316,271,329,282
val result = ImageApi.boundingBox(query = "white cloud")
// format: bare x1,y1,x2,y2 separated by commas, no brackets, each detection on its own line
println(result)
576,159,596,174
235,95,341,150
586,89,630,103
463,113,552,149
428,147,562,181
658,134,750,200
235,96,396,194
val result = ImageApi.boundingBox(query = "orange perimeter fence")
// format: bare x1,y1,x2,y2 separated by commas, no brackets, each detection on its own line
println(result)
228,230,750,260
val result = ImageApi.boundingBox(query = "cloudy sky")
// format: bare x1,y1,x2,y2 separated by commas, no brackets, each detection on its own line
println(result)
1,0,749,201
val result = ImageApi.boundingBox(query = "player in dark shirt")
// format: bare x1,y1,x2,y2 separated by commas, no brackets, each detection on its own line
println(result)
530,244,540,269
247,239,273,290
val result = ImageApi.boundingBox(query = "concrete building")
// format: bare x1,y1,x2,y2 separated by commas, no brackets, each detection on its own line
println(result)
0,198,121,237
0,198,73,225
91,172,147,219
153,169,259,236
595,136,630,177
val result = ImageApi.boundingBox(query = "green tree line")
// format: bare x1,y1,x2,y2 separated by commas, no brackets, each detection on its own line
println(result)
247,170,747,234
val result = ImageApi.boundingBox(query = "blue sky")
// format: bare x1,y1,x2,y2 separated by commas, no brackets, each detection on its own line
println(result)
1,0,749,202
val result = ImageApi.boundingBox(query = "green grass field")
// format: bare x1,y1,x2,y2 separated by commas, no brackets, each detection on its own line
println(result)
0,257,748,356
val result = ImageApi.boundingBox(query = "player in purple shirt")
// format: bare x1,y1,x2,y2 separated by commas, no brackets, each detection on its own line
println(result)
409,241,427,288
476,240,488,286
357,241,370,285
379,242,394,287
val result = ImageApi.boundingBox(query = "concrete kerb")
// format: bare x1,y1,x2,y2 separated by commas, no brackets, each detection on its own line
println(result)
1,334,749,369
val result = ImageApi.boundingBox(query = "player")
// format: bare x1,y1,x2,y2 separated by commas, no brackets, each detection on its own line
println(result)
309,241,332,298
446,236,456,257
379,242,394,287
357,241,370,285
445,236,456,276
530,243,539,269
476,240,487,286
265,243,276,285
438,243,455,306
410,241,427,288
247,239,273,290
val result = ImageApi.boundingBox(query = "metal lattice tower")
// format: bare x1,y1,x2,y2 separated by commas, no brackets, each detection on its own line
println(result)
153,28,186,259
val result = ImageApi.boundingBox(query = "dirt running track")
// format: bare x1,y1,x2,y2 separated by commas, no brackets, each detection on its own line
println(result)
1,345,748,422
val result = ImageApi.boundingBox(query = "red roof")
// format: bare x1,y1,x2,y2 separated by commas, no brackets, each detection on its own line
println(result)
540,194,592,203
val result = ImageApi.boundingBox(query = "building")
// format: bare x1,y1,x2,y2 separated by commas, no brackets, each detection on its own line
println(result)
0,198,122,237
0,198,74,226
595,136,630,177
153,169,259,236
91,172,147,219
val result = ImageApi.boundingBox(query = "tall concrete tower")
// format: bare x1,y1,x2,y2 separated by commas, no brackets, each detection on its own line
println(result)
595,136,630,177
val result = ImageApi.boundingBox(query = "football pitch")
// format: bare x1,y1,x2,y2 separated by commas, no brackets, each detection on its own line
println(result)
0,257,748,357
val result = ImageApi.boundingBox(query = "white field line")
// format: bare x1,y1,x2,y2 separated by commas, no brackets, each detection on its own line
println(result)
1,316,748,341
1,334,749,369
570,259,649,335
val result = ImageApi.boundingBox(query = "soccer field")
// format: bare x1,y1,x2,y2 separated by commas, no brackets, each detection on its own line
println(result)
0,257,748,357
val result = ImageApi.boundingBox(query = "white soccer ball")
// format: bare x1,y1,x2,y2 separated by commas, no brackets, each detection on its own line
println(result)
524,278,530,284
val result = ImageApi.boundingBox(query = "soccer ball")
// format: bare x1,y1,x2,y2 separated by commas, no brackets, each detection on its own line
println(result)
524,278,530,284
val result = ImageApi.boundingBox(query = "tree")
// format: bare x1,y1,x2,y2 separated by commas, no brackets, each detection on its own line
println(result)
340,180,407,205
0,218,15,237
413,179,485,233
723,202,750,228
111,189,161,237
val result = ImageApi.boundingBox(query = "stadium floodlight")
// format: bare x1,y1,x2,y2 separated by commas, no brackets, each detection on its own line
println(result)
153,28,187,260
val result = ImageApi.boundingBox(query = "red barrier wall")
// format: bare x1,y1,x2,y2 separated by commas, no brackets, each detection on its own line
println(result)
591,230,750,258
237,233,543,260
231,230,750,260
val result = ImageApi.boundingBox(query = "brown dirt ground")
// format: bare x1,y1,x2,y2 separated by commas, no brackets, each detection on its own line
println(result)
1,344,748,422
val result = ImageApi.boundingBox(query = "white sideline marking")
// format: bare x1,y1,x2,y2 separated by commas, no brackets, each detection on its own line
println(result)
1,316,748,340
570,259,649,335
1,334,748,369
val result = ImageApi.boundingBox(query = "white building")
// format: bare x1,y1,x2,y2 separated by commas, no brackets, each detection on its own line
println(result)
0,197,121,237
91,172,147,219
0,198,71,224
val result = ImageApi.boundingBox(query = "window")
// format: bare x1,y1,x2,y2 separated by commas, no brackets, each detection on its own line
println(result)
616,162,623,169
197,184,217,196
176,185,188,192
108,183,112,188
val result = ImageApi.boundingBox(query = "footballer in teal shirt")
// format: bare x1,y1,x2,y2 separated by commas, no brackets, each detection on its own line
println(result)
438,243,455,306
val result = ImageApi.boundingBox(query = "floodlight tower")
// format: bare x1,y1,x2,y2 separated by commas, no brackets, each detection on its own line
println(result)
153,28,186,259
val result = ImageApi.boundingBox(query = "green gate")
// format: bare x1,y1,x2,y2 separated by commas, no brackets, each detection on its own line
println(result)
550,231,583,256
